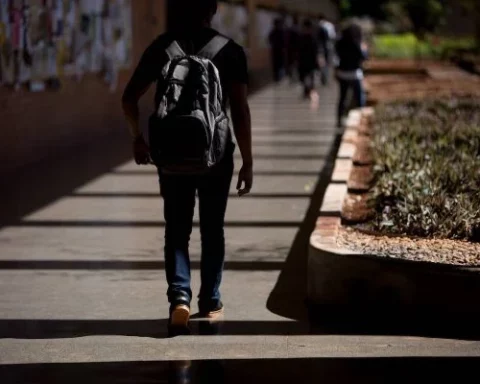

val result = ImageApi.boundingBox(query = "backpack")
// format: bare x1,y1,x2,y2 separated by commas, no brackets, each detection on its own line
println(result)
149,36,231,175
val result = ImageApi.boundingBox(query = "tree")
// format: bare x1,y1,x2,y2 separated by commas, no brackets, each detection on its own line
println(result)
457,0,480,48
336,0,392,20
336,0,446,34
401,0,446,38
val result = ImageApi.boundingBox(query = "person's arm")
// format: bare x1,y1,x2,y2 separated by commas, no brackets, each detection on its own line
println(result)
318,27,328,56
268,30,274,46
229,82,253,196
360,41,369,61
122,82,150,140
121,43,157,164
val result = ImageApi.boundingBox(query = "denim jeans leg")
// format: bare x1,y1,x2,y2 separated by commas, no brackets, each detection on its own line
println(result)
321,65,327,85
353,79,366,108
337,79,350,123
159,173,196,305
197,153,234,308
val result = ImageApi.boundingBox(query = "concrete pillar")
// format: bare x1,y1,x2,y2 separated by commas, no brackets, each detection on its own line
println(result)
131,0,167,63
246,0,258,52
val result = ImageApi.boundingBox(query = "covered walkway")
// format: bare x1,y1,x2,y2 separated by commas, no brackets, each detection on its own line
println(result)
1,84,478,382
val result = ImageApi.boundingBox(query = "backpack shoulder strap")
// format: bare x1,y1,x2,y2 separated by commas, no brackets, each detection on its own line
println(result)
197,35,230,60
165,40,186,60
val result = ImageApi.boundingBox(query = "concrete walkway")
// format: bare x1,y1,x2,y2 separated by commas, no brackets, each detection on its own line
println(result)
1,83,480,381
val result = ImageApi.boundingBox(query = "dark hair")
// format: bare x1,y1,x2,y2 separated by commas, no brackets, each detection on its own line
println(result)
303,19,313,28
274,17,283,28
169,0,218,31
341,23,363,44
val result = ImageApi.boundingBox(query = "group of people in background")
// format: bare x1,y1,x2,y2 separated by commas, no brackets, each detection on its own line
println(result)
269,13,368,127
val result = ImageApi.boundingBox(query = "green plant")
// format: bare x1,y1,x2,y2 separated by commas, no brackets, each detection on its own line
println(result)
372,33,476,58
367,97,480,241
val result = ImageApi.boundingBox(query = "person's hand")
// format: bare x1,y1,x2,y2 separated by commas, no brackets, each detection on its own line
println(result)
133,135,151,165
236,163,253,197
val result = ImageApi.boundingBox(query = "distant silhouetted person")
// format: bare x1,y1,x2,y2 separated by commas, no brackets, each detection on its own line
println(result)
269,17,287,82
298,19,319,98
286,15,300,81
335,23,368,127
317,13,336,86
122,0,253,333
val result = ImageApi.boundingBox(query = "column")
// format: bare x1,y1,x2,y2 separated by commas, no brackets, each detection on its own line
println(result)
246,0,257,52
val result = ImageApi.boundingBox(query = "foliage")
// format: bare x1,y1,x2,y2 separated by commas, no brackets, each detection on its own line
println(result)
338,0,449,36
337,0,391,20
380,1,412,33
401,0,446,37
368,97,480,241
372,34,476,58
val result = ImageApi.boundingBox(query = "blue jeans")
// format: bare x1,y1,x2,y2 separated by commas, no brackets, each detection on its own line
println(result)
159,148,234,309
337,78,366,123
320,49,332,85
320,65,330,86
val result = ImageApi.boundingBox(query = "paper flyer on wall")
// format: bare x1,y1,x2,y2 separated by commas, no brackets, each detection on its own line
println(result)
0,0,132,92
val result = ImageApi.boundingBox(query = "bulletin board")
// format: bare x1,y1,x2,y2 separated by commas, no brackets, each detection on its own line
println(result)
0,0,132,92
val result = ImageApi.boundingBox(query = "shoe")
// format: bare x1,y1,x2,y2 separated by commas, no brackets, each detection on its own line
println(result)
199,301,224,320
169,293,191,333
170,304,191,328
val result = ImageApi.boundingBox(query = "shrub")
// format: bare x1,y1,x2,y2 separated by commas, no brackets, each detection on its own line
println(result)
372,33,476,59
368,97,480,241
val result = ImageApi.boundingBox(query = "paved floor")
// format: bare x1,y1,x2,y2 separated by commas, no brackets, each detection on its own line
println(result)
1,83,480,383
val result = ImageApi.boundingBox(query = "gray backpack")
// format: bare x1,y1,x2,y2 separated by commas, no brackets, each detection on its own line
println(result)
149,36,230,174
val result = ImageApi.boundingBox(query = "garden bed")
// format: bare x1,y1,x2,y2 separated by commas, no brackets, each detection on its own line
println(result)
343,97,480,265
308,107,480,321
308,55,480,322
364,58,480,103
365,98,479,239
364,58,429,75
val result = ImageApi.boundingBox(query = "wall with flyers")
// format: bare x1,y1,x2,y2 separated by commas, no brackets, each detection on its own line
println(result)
0,0,133,93
0,0,165,175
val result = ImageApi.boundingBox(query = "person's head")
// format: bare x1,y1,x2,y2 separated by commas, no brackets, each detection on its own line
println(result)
169,0,218,31
341,23,363,44
292,14,299,26
303,19,313,34
274,17,283,29
318,13,326,22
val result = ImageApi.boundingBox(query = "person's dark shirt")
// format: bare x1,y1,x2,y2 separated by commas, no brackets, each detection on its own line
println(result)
298,32,318,73
317,24,329,55
269,27,286,57
335,39,367,71
287,26,300,57
123,28,248,110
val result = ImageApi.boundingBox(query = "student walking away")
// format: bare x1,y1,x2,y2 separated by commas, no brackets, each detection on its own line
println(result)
268,17,287,83
335,23,368,128
122,0,253,333
286,15,300,81
298,20,319,99
317,13,336,86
